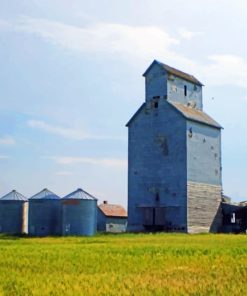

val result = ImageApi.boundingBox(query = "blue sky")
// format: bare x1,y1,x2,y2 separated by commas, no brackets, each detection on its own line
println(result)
0,0,247,205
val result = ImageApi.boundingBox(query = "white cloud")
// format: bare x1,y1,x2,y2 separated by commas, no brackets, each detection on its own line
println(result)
15,17,247,88
3,17,247,89
0,136,15,145
178,28,202,40
27,119,122,141
48,156,127,169
14,17,180,62
200,55,247,88
27,119,89,140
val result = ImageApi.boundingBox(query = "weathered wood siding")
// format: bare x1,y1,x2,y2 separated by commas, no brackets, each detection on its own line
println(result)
186,121,222,186
187,182,222,233
105,217,127,233
167,76,202,110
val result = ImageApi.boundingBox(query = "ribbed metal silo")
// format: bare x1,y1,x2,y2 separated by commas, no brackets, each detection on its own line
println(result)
62,188,97,236
28,188,61,236
0,190,28,234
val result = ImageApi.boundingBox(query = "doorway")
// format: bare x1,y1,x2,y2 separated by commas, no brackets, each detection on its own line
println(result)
142,207,166,231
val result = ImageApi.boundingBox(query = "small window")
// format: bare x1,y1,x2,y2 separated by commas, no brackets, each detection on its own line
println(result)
184,85,187,96
154,102,159,108
188,127,193,138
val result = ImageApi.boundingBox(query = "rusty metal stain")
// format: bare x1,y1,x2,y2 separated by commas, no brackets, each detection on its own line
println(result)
62,199,80,206
155,135,169,156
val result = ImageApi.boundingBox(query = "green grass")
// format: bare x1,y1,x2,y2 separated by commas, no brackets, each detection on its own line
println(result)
0,233,246,295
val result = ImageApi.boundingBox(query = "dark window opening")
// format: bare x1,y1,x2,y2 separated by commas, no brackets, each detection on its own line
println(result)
184,85,187,96
153,96,160,100
154,102,159,108
155,193,160,202
188,127,193,138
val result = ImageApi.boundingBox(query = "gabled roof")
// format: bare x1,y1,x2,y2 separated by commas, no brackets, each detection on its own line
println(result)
30,188,60,200
143,60,204,86
126,103,146,127
221,202,242,214
98,203,127,218
126,101,221,129
0,190,28,201
63,188,97,200
169,102,222,129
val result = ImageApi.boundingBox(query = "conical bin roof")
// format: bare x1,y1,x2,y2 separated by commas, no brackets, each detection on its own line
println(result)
63,188,97,200
0,190,28,201
30,188,61,200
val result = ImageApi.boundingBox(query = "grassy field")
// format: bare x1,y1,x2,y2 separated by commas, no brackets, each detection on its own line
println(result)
0,234,246,295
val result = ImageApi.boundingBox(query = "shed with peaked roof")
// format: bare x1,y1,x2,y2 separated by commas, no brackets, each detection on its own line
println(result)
221,202,247,233
28,188,61,236
97,201,127,233
62,188,97,236
0,190,28,234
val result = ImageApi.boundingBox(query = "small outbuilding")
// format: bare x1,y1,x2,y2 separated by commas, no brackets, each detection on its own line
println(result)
62,188,97,236
28,188,61,236
0,190,28,234
221,202,247,233
97,201,127,233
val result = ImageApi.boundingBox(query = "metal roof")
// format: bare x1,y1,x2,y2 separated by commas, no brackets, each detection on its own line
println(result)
143,60,204,86
98,203,127,218
0,190,28,201
30,188,61,200
169,102,222,129
63,188,97,200
221,202,243,214
239,201,247,207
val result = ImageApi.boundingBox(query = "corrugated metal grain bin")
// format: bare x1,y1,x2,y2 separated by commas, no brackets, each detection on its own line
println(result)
62,188,97,236
0,190,28,234
28,188,61,236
